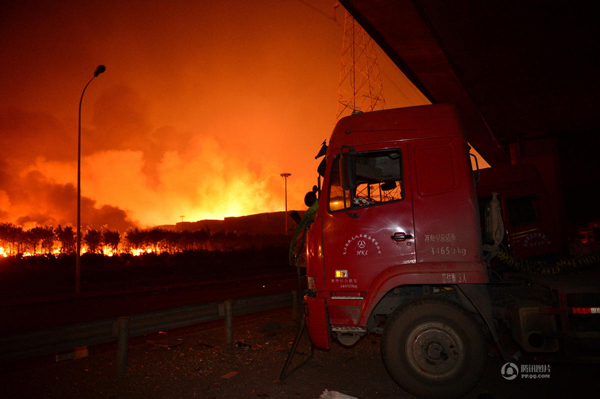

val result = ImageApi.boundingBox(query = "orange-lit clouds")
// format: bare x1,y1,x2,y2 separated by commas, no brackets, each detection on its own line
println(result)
1,0,427,230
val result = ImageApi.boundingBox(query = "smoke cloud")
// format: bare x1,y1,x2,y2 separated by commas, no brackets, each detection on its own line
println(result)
0,0,427,231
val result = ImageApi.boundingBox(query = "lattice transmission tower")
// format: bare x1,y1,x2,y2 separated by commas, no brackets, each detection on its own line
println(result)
336,11,386,120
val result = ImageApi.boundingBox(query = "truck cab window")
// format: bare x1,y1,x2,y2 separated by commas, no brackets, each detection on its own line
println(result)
506,195,540,226
329,150,403,212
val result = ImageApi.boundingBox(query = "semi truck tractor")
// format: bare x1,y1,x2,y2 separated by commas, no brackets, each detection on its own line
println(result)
293,104,600,398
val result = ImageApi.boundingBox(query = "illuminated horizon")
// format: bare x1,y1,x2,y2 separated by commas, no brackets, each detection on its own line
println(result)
0,0,429,231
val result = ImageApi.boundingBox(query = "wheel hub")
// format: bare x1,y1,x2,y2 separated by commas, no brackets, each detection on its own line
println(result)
406,322,464,379
426,342,444,360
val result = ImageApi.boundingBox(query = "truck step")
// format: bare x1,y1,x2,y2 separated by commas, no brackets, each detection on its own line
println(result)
331,326,367,333
330,296,364,300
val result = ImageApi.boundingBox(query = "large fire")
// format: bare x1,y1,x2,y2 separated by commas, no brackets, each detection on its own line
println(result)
0,244,134,258
0,1,431,233
0,225,208,258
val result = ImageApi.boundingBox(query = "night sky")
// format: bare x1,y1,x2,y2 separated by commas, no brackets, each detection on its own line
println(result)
0,0,428,231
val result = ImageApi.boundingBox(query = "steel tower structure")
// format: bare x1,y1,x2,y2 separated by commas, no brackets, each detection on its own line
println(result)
336,11,385,120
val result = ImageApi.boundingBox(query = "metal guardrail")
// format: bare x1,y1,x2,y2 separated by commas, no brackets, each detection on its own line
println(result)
0,291,296,363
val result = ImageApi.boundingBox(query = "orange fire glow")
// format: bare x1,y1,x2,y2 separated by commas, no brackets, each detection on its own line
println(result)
0,243,160,258
0,1,428,232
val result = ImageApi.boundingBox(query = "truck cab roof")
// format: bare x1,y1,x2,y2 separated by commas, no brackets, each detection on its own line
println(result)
329,104,466,151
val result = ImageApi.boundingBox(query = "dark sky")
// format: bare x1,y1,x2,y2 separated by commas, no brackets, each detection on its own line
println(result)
0,0,428,231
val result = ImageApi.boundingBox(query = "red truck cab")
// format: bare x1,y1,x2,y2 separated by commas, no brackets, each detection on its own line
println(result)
302,105,495,399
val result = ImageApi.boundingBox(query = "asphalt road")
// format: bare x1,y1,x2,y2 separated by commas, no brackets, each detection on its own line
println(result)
1,308,597,399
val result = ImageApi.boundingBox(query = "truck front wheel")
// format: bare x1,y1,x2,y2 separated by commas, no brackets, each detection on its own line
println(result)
381,298,487,399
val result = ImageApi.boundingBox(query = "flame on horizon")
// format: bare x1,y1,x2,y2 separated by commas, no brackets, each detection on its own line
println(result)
0,132,305,231
0,1,431,232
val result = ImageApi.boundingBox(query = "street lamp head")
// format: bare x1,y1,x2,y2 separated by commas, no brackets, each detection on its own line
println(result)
94,65,106,77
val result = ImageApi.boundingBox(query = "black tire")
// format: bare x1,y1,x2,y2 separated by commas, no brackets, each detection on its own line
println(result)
381,298,487,399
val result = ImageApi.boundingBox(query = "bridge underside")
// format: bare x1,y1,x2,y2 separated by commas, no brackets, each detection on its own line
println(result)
340,0,600,225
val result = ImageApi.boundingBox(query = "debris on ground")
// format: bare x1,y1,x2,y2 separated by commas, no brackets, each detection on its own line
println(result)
0,308,595,399
234,341,252,349
319,390,358,399
221,371,238,379
145,338,184,348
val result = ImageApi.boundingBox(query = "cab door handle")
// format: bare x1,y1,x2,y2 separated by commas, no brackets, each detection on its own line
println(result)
391,232,413,241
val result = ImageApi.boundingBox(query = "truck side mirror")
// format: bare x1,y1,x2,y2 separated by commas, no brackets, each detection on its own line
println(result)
340,152,357,190
304,191,317,207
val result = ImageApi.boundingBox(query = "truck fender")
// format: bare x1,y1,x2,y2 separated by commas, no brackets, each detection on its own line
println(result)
357,263,488,327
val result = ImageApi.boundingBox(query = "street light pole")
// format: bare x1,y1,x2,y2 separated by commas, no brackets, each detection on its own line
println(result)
280,173,291,234
76,65,106,295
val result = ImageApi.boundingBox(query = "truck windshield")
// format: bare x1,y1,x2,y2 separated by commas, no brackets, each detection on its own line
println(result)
329,150,403,212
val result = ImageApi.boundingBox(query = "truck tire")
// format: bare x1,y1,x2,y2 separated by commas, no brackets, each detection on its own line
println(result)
381,298,487,399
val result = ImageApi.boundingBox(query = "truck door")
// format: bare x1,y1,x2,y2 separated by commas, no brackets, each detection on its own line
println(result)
322,144,415,292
